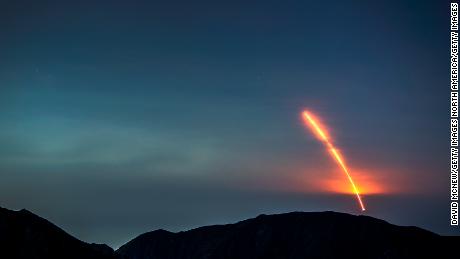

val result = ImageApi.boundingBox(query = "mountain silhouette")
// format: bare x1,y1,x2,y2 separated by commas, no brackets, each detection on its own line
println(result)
0,207,117,259
116,211,449,259
0,206,456,259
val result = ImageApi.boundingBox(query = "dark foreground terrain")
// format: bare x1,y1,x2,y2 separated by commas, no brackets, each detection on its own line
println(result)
0,206,456,259
0,207,116,259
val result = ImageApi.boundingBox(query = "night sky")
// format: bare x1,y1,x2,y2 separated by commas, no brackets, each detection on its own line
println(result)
0,0,455,247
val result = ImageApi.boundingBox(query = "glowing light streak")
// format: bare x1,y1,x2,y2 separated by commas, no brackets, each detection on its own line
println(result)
302,110,366,211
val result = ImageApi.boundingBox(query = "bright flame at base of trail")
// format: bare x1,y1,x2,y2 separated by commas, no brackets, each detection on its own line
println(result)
302,111,366,211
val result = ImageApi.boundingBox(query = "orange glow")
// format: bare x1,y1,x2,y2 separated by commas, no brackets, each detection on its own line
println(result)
302,110,366,211
318,169,386,195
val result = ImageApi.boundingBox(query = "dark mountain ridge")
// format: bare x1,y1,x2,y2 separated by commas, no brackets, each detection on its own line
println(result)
0,206,116,259
0,206,456,259
116,211,446,259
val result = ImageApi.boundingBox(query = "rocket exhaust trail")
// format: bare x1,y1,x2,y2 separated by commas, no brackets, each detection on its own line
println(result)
302,111,366,211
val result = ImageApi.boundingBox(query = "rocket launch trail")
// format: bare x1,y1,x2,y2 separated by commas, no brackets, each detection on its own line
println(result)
302,110,366,211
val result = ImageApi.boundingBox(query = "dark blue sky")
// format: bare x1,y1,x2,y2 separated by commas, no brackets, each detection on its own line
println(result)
0,0,455,247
